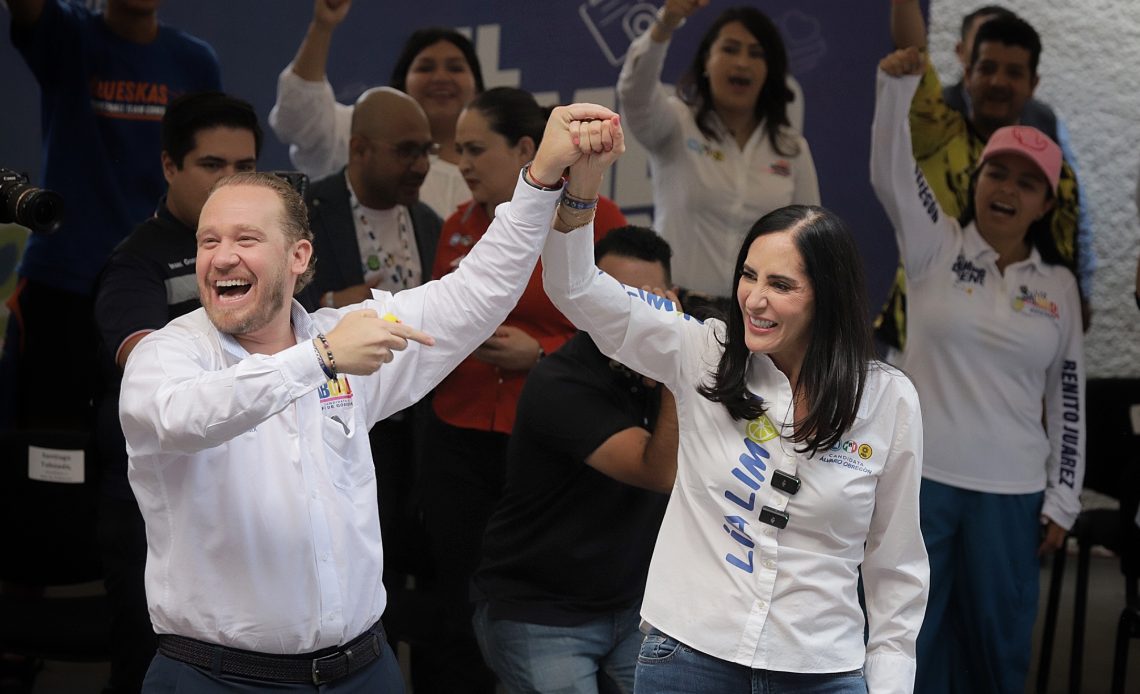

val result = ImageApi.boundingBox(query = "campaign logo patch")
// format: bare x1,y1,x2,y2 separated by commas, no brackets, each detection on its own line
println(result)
319,375,353,413
686,138,726,161
746,413,779,443
819,438,873,473
951,253,986,293
1012,285,1058,319
447,232,475,248
768,159,791,177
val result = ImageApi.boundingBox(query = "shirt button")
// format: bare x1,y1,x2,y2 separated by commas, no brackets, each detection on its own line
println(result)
764,559,777,570
757,600,767,610
764,528,776,537
322,553,331,562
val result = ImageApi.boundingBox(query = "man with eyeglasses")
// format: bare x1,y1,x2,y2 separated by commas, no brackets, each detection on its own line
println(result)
303,85,443,670
307,86,442,310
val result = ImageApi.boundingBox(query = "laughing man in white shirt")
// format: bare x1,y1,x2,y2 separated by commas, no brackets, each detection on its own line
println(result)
119,103,624,692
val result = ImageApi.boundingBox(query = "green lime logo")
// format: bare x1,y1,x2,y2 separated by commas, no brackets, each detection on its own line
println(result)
858,443,873,459
746,415,779,442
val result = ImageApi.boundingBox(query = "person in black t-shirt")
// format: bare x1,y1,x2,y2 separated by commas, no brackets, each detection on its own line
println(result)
472,226,678,694
91,92,261,694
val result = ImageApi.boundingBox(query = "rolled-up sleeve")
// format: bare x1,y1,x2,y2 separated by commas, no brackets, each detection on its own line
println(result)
268,64,352,180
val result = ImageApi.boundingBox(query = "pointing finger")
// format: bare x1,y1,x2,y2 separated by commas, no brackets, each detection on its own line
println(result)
386,321,435,347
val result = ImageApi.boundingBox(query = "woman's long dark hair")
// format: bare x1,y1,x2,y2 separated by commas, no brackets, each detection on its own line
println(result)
698,206,874,456
677,6,797,156
389,28,486,94
960,168,1066,268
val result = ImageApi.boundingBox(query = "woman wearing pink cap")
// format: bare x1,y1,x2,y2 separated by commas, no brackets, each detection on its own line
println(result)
871,47,1084,693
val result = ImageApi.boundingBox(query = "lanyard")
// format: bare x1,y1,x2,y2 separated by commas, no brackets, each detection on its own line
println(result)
345,174,418,292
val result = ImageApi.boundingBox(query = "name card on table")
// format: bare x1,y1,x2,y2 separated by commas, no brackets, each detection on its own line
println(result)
28,445,85,484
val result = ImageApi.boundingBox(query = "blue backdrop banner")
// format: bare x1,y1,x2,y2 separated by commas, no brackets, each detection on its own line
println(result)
1,0,931,309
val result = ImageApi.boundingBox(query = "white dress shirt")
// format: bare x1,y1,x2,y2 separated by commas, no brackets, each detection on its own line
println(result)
617,31,820,296
542,227,929,694
268,65,471,219
120,174,559,653
870,70,1085,529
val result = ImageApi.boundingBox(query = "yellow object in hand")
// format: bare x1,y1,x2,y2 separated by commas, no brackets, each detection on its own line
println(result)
381,313,401,323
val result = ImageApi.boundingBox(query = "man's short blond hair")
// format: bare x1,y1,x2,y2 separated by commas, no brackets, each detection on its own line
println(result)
208,172,315,292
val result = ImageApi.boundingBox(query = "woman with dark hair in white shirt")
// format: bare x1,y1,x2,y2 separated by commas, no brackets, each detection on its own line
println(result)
542,182,929,690
618,0,819,302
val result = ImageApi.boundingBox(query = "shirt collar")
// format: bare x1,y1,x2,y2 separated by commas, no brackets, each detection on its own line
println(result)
217,300,315,360
962,221,1046,274
745,347,874,423
704,110,767,147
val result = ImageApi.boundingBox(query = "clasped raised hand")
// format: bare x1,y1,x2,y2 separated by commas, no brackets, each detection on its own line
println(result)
529,103,623,186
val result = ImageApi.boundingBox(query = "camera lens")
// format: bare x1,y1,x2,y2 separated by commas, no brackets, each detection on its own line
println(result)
0,175,65,234
15,187,65,234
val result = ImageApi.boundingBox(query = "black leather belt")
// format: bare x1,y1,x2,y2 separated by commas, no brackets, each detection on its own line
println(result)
157,622,385,685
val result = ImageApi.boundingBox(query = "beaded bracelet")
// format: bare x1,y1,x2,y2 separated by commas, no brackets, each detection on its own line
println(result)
313,340,336,380
315,332,337,377
560,190,599,210
553,205,596,233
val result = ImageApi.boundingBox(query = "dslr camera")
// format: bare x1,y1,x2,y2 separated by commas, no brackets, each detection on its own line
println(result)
1,168,64,234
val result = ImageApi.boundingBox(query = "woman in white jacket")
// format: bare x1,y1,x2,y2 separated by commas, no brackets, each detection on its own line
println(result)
542,160,928,691
618,0,819,301
871,48,1084,694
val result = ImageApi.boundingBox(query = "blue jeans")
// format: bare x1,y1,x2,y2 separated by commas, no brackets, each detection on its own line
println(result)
472,601,642,694
633,631,867,694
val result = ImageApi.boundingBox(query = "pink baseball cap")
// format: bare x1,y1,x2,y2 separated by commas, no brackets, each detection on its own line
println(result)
979,125,1062,193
